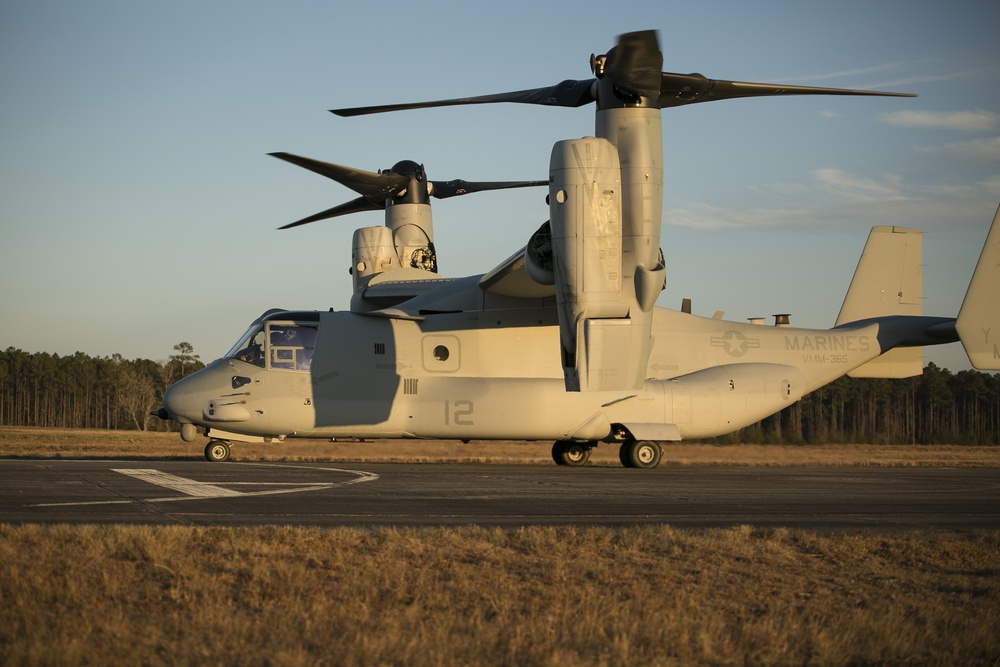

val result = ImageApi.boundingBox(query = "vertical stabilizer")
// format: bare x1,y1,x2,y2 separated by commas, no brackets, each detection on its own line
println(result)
836,226,923,378
956,204,1000,370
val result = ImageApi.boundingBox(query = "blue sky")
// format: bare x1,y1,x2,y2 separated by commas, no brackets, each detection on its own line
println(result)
1,0,998,373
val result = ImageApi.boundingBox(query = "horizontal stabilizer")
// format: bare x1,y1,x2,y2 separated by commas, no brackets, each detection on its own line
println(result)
836,225,923,378
956,204,1000,370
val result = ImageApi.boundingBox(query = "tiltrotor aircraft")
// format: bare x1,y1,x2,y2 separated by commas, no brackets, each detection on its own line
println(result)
156,30,1000,467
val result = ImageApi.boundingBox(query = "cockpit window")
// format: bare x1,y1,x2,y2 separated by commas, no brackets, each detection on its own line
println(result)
227,325,266,368
226,319,318,371
266,322,318,371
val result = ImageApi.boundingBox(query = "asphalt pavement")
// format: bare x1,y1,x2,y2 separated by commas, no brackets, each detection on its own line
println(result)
2,460,998,530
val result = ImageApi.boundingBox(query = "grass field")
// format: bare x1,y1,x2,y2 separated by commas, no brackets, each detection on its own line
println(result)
2,524,999,666
2,427,999,665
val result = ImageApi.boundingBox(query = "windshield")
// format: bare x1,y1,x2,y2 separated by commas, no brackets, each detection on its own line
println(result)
226,324,266,368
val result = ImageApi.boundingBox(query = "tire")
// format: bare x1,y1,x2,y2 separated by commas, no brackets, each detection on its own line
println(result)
618,441,631,467
620,439,661,469
552,440,592,466
205,440,231,463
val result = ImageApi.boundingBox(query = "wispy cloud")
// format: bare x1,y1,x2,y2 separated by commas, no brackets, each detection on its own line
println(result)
811,168,907,201
917,136,1000,161
777,61,950,91
667,171,999,232
871,63,1000,91
781,61,998,94
982,176,1000,195
867,72,969,90
665,204,815,230
880,110,1000,131
780,63,902,84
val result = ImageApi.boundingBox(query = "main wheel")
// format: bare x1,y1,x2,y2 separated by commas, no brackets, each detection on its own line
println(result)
618,440,631,467
620,439,661,469
551,440,592,466
205,440,231,463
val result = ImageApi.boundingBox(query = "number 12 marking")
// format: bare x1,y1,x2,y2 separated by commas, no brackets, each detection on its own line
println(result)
444,400,474,426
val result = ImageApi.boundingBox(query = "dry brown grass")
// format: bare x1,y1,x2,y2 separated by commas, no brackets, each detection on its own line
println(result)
3,428,999,664
0,524,997,666
2,426,1000,466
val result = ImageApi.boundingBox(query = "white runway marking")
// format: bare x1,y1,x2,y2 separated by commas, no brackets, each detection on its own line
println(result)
31,464,379,507
114,469,245,498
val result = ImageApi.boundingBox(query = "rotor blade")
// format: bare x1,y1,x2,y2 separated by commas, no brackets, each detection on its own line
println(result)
270,152,408,199
602,30,663,98
658,73,916,107
331,79,596,117
278,197,381,230
431,179,549,200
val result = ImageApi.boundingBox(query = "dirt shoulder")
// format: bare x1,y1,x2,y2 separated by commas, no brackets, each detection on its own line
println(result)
2,426,998,466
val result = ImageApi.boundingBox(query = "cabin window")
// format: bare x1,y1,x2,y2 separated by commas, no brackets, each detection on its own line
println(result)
421,335,460,373
266,322,318,371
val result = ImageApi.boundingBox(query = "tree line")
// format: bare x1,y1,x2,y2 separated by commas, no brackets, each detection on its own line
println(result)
0,343,203,432
715,363,1000,445
1,344,998,444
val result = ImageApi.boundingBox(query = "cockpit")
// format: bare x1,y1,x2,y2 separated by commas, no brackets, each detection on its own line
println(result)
225,313,319,372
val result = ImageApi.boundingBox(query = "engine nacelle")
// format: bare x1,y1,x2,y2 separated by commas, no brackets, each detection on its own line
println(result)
548,134,666,392
351,203,439,291
550,137,637,391
524,221,555,286
351,226,398,291
385,202,437,273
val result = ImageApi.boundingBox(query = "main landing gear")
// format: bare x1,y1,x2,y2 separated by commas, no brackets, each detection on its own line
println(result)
204,439,231,462
551,438,663,468
618,439,662,469
551,440,593,466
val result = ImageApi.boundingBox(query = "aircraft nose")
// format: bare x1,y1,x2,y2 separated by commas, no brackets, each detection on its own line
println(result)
162,378,193,422
162,365,220,423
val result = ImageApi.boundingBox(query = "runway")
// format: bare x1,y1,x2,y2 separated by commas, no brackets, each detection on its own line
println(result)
2,460,998,530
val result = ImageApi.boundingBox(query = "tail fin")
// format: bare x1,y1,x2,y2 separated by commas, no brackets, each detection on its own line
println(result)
836,225,923,377
956,204,1000,370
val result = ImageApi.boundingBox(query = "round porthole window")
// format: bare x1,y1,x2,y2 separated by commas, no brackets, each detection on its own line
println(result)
433,345,450,362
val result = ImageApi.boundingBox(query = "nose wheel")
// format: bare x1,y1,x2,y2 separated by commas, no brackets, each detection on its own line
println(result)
204,440,232,462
